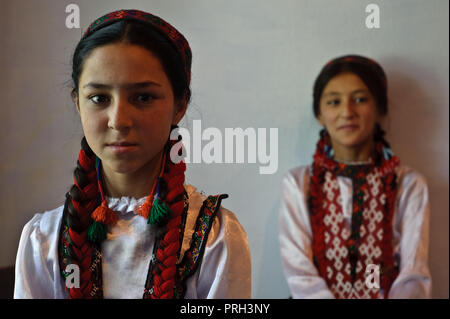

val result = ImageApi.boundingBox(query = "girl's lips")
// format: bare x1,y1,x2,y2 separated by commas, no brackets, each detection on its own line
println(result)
338,124,359,131
106,143,138,154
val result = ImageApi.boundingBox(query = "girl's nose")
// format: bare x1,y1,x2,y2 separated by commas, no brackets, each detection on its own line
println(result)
108,98,133,131
340,98,356,118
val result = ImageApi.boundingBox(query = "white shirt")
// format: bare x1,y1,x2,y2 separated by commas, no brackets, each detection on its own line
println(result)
278,165,431,299
14,185,251,299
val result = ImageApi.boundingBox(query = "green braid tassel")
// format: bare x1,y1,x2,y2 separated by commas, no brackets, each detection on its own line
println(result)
87,220,107,244
148,197,172,226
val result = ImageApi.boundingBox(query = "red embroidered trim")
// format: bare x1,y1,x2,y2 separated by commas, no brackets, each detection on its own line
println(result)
309,130,400,298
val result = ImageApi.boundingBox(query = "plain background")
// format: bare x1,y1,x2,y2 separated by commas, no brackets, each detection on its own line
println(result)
0,0,448,298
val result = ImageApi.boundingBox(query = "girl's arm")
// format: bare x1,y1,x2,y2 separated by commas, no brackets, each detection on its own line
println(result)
388,168,432,298
278,168,334,299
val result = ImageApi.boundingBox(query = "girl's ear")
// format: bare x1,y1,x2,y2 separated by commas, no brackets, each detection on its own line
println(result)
376,106,386,123
72,89,80,114
316,114,325,127
172,98,188,125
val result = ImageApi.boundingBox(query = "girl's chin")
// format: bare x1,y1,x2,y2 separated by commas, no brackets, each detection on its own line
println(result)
101,156,161,176
332,135,372,150
101,159,142,174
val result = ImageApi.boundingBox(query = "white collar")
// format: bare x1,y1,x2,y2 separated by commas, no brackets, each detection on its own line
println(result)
104,184,196,215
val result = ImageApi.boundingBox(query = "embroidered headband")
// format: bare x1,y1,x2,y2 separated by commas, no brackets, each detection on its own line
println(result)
322,55,387,89
83,9,192,85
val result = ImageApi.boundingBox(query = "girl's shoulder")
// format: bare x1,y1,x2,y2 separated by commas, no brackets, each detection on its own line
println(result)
181,184,247,253
394,165,430,204
395,165,428,188
281,165,312,195
184,184,238,221
285,165,312,179
21,205,64,242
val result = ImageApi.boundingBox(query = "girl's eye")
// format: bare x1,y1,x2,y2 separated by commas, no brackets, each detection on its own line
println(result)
89,94,110,104
133,93,155,104
355,97,368,103
327,99,340,106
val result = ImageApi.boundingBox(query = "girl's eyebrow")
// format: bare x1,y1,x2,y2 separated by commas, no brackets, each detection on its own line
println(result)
323,89,368,97
351,89,368,94
323,91,340,97
82,81,162,90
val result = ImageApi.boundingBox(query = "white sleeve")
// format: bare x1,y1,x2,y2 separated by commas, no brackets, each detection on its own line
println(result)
14,209,66,299
184,208,252,299
278,168,334,299
388,169,432,298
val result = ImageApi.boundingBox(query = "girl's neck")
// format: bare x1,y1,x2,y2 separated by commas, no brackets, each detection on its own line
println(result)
101,152,163,199
332,139,374,164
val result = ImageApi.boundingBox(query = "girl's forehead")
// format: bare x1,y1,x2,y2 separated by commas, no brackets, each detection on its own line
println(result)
323,72,370,93
79,43,168,86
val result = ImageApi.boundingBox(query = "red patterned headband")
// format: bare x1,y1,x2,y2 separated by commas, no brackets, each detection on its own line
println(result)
83,9,192,85
323,54,387,89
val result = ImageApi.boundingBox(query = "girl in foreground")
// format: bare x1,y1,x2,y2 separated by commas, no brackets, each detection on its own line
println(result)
15,9,251,299
279,55,431,298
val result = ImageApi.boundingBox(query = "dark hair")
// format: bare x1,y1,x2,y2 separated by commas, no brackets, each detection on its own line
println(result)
312,55,387,118
71,20,191,104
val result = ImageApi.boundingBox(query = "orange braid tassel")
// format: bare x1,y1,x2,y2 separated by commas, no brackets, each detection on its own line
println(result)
91,200,118,225
135,197,153,219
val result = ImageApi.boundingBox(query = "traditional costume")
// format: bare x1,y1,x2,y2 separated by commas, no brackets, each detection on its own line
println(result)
279,129,431,298
15,183,250,298
14,9,251,299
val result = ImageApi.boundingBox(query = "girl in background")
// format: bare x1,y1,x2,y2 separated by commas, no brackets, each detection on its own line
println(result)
279,55,431,298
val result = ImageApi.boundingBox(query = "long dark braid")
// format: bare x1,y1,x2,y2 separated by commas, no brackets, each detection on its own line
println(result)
59,137,102,298
144,137,188,299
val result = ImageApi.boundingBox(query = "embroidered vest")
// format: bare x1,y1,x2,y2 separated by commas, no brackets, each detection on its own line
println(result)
313,168,398,299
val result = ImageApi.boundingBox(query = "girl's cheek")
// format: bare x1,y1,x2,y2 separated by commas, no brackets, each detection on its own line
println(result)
88,112,108,130
82,114,105,139
324,113,337,126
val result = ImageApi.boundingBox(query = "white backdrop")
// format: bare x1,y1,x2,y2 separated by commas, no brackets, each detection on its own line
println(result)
0,0,448,298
